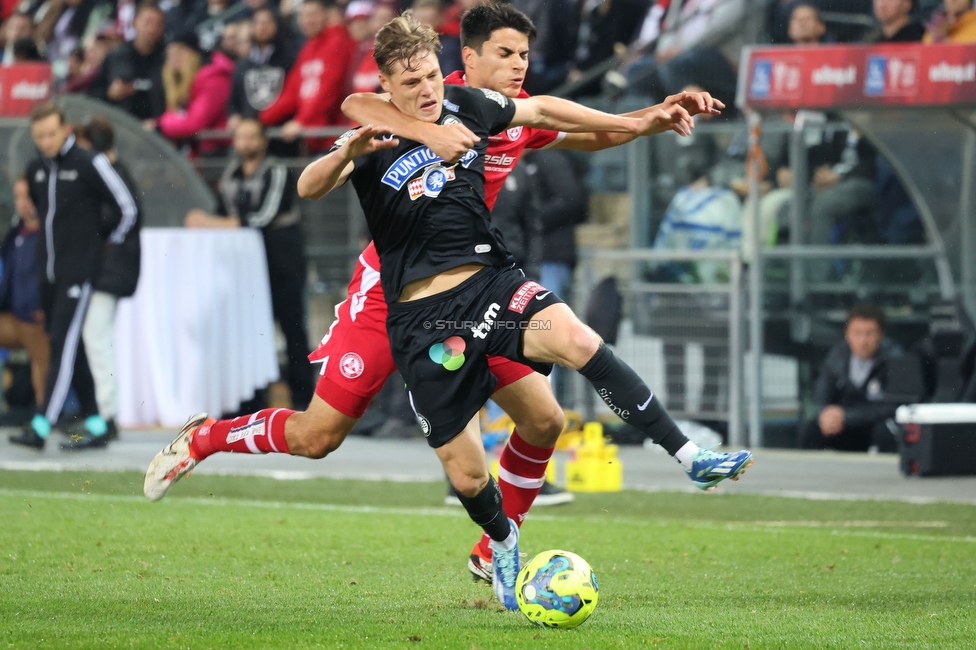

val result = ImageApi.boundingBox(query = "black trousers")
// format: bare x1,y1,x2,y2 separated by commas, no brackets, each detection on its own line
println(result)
264,226,314,409
798,417,897,453
41,280,98,423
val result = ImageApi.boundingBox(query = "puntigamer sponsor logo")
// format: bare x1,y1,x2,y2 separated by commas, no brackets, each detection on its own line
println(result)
811,65,856,87
381,146,477,191
929,62,976,84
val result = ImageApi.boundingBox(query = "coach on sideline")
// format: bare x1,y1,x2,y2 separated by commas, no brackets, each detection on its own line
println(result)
9,102,137,450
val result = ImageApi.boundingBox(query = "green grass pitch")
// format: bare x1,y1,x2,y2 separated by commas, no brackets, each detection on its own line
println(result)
1,469,974,649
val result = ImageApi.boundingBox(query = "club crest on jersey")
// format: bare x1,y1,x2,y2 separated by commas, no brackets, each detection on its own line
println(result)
506,126,523,140
381,145,477,191
408,165,455,200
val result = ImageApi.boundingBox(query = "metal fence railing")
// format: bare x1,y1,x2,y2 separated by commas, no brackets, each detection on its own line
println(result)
572,248,747,447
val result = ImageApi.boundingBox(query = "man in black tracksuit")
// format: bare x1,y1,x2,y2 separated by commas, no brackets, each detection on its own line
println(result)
10,103,137,450
184,118,313,409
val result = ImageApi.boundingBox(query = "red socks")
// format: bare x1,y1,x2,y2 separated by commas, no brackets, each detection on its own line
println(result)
189,409,294,460
476,429,554,558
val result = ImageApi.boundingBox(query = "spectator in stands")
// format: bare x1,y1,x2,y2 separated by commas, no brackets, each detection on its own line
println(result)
621,0,744,105
553,0,649,97
492,159,543,282
259,0,354,149
2,11,34,65
789,2,829,44
68,117,142,449
0,176,49,410
924,0,976,41
197,0,249,52
345,0,383,94
149,30,234,151
42,0,104,74
227,7,294,129
864,0,926,42
184,118,313,409
164,0,209,41
66,25,121,94
94,2,167,120
799,303,900,453
12,35,43,61
219,20,251,61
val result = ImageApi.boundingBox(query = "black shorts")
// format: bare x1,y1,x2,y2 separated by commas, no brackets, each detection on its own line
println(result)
386,266,564,448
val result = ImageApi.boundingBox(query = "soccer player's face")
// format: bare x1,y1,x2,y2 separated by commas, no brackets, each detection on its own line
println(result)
382,50,444,123
463,28,529,98
31,114,71,159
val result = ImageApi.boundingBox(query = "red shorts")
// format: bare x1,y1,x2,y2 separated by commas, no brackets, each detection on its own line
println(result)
309,245,535,418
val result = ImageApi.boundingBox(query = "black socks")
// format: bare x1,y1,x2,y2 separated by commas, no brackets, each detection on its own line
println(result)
579,343,689,456
453,475,512,542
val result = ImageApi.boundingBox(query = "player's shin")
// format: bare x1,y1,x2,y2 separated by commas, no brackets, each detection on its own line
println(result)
475,429,554,559
579,342,700,469
454,474,516,545
189,408,295,460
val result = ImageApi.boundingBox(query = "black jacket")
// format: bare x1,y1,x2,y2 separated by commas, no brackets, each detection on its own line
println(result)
812,338,903,430
228,45,295,119
91,41,166,119
490,162,542,281
25,136,138,288
525,149,588,267
95,160,142,297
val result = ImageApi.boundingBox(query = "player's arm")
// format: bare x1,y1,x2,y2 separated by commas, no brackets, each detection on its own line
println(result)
341,93,479,163
555,91,725,152
297,126,398,200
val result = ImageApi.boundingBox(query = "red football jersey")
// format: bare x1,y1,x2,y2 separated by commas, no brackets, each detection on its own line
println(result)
443,70,564,209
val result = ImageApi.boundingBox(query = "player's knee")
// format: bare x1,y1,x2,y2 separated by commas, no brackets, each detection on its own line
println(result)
288,416,344,459
515,403,564,446
565,324,601,370
303,432,343,459
451,471,489,498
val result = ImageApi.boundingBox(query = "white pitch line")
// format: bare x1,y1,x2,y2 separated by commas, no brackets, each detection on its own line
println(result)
2,489,974,544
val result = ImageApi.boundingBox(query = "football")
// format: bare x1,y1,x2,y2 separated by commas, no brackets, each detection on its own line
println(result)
515,550,599,628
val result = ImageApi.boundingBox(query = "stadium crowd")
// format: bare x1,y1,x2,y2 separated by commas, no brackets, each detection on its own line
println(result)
3,0,974,150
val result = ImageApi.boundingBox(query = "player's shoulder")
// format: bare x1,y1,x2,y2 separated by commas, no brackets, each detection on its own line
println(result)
445,84,512,110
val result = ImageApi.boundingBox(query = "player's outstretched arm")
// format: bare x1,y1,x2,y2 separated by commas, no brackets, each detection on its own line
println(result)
341,93,479,163
509,94,685,137
556,91,721,151
297,125,399,200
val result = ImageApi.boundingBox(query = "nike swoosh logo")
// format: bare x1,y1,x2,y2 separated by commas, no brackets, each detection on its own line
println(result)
637,394,653,411
535,291,551,300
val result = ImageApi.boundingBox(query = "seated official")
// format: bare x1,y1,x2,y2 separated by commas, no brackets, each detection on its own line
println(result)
0,176,50,410
184,118,313,409
798,303,900,453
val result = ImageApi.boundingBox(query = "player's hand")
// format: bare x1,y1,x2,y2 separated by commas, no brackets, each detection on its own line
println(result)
664,91,724,119
663,103,694,137
426,122,479,164
635,107,681,137
341,125,400,159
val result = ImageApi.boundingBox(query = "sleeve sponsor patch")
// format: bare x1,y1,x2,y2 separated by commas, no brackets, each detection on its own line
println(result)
508,281,546,314
479,88,509,108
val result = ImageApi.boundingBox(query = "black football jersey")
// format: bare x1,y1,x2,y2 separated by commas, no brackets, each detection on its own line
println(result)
332,84,518,303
